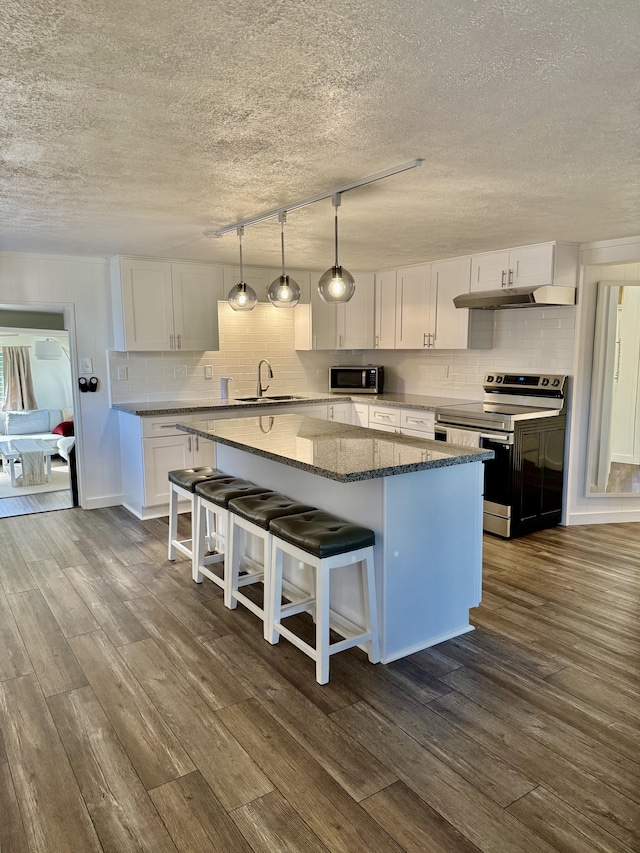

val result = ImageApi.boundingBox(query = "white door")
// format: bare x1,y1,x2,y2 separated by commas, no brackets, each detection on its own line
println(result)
338,272,375,349
395,265,432,349
375,270,397,349
328,402,352,423
172,263,222,351
120,259,174,350
509,245,554,287
143,435,191,506
432,257,472,350
470,251,510,291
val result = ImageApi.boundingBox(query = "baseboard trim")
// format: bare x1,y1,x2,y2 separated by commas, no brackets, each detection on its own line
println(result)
566,509,640,525
81,495,124,510
381,624,474,664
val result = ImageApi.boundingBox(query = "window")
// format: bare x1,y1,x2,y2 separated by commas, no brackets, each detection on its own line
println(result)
0,350,3,403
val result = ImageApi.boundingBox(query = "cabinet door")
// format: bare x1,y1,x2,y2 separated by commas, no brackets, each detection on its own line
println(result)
191,432,216,467
327,402,352,423
172,263,222,351
395,265,432,349
297,404,328,419
375,270,397,349
470,251,510,292
143,435,191,506
432,257,472,350
400,409,435,437
120,259,174,351
352,403,369,427
223,266,270,303
509,245,553,287
337,273,375,349
310,276,338,349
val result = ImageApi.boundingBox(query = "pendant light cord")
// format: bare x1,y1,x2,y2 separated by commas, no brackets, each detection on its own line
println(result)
333,193,341,268
237,226,244,284
280,214,286,276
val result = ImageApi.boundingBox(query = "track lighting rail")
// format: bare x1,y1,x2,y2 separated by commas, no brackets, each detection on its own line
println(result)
206,158,423,238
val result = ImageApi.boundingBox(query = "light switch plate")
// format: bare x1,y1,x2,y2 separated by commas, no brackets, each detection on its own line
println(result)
204,365,213,379
174,365,188,380
81,357,93,374
117,366,128,381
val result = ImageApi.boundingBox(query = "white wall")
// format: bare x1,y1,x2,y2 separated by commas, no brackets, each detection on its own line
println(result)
0,252,120,508
565,241,640,525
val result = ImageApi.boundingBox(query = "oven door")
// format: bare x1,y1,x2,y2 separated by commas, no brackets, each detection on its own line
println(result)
434,426,514,537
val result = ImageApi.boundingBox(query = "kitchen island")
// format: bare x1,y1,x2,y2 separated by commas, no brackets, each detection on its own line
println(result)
178,413,493,663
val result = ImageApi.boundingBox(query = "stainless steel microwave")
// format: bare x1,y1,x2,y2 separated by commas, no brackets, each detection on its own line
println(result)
329,365,384,394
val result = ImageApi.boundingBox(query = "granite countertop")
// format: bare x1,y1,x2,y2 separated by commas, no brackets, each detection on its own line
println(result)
112,391,477,417
177,413,493,483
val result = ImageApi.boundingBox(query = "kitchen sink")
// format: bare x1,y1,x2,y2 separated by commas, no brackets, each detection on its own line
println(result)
235,395,305,402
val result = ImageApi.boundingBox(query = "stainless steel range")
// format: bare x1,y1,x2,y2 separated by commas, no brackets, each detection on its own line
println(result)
435,373,568,538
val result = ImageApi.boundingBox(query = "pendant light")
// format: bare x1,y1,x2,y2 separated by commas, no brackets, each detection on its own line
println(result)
227,227,257,311
267,213,301,307
317,193,355,304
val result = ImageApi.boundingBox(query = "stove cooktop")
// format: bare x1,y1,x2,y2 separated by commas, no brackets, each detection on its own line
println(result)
436,401,562,431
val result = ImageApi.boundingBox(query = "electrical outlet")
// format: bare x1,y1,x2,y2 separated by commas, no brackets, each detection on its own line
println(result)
204,365,213,379
117,366,128,381
81,357,93,374
442,365,450,378
174,365,187,380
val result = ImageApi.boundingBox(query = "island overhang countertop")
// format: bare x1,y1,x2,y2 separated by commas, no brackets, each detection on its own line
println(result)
177,413,493,483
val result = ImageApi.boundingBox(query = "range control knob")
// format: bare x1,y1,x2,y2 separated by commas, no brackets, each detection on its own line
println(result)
486,375,495,383
541,378,550,386
496,376,503,383
552,378,560,387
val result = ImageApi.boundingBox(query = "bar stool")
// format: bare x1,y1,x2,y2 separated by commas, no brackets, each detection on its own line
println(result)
268,509,379,684
167,467,225,562
192,477,272,594
227,492,315,638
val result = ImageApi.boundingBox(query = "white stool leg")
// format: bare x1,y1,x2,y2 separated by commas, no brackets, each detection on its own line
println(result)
268,539,284,644
315,560,330,685
226,513,240,610
168,484,180,561
361,546,380,663
261,530,273,642
191,498,206,583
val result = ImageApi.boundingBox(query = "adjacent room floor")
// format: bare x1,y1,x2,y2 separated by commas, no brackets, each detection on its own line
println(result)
0,507,638,852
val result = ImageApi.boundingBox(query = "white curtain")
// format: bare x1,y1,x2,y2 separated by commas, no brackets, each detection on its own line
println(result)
1,347,38,411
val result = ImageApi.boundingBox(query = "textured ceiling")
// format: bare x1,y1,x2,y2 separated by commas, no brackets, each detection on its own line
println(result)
1,0,639,270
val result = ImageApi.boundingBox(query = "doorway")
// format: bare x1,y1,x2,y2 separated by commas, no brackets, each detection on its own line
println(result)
0,309,77,518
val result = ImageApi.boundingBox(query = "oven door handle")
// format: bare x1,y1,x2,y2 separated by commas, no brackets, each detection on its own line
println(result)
435,426,513,445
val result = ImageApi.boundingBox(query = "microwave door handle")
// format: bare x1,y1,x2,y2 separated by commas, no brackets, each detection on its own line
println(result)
362,370,367,387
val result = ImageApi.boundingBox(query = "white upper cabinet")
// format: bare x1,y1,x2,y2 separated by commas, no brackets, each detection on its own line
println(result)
470,242,578,292
295,272,375,350
374,269,398,349
223,266,270,302
431,256,473,350
111,257,222,352
395,264,433,349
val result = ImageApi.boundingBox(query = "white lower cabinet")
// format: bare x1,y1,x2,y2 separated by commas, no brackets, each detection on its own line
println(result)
327,402,352,423
352,402,369,427
142,433,215,507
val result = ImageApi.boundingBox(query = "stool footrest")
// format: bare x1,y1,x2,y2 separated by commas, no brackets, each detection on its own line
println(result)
232,591,265,619
198,564,225,590
280,596,316,618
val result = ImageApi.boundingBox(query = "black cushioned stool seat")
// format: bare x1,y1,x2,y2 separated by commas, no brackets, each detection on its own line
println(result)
195,476,272,507
229,492,316,530
167,467,226,563
268,509,379,684
269,509,375,559
168,466,223,492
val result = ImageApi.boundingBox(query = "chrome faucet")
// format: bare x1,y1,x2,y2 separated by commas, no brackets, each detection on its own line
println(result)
256,359,273,397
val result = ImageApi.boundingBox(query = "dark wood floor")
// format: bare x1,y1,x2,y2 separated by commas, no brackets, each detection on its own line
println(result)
0,508,638,852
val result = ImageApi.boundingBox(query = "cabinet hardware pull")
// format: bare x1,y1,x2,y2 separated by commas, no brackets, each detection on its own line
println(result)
195,437,199,451
508,268,514,285
170,334,174,349
423,332,428,347
159,424,176,429
177,334,182,350
187,437,192,452
501,270,507,287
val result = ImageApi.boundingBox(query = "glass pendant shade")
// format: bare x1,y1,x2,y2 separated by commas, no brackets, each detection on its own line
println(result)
227,226,257,311
318,196,355,303
228,281,257,311
317,265,356,303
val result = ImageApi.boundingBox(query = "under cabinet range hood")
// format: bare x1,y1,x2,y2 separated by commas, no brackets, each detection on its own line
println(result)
453,285,576,310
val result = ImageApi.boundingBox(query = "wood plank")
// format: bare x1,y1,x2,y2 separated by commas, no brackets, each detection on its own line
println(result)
0,532,36,594
0,761,29,853
507,785,636,853
429,689,640,849
32,567,100,637
0,588,33,681
125,595,245,710
8,589,88,696
154,587,229,640
445,627,565,679
84,509,152,566
232,789,331,853
327,650,536,808
361,780,482,853
205,633,396,801
331,700,558,853
5,514,53,563
68,630,195,789
74,535,152,598
35,513,89,567
0,674,102,852
218,697,406,853
546,664,640,727
403,644,464,678
149,771,252,853
120,637,273,810
65,563,149,646
28,556,66,581
47,685,178,853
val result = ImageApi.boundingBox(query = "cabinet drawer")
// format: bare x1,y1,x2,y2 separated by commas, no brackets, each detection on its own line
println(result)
141,415,192,438
369,406,401,429
400,410,435,435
